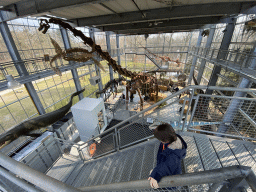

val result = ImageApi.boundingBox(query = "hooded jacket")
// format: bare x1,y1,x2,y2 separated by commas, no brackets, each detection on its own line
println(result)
150,134,187,182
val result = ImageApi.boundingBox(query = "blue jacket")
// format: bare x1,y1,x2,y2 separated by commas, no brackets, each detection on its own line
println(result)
150,134,187,182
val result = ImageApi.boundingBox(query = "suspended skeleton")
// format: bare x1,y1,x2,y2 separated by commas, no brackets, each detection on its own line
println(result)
48,37,105,76
39,18,163,111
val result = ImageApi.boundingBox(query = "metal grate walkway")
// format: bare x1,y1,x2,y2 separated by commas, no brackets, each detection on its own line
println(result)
46,132,256,190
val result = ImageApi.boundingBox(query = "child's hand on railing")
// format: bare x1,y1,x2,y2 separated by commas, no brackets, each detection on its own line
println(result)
148,169,159,189
148,176,159,189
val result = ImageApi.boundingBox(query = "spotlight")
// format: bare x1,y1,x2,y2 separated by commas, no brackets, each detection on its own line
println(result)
6,75,21,89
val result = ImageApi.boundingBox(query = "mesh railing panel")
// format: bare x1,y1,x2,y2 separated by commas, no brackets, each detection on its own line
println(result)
189,94,256,139
91,132,115,158
118,97,181,149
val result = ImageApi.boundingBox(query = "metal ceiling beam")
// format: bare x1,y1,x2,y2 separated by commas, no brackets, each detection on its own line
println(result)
99,16,223,32
115,25,202,35
99,3,121,17
130,0,146,18
74,2,256,27
2,0,113,21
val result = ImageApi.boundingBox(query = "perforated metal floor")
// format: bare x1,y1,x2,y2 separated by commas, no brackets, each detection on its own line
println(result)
46,132,256,191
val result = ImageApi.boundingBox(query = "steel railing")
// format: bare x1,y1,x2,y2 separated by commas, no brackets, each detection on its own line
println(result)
189,46,256,79
71,85,256,161
79,165,256,191
0,85,256,191
1,150,256,192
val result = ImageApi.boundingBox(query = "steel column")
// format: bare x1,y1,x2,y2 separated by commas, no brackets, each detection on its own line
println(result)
217,41,256,133
206,18,236,94
89,28,103,96
60,26,83,100
183,32,193,73
0,12,45,115
197,25,216,83
144,38,147,71
105,31,114,81
116,34,122,79
188,29,203,84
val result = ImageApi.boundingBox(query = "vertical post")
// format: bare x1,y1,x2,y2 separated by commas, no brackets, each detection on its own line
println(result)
0,12,45,115
89,28,103,96
105,31,114,81
60,26,83,100
124,35,128,80
161,34,166,67
217,41,256,134
116,34,122,79
183,32,193,73
188,29,203,85
144,38,147,71
197,25,216,84
206,18,237,95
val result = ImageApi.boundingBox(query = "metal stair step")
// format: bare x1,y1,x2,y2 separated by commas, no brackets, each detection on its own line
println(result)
46,155,79,179
90,157,113,186
65,161,85,186
83,160,103,187
194,136,222,170
119,149,138,182
111,151,133,183
101,154,122,185
58,160,81,183
72,161,98,188
104,152,128,184
126,147,144,181
140,144,156,179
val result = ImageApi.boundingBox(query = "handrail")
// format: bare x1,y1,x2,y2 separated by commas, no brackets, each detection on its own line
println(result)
79,165,256,191
85,85,256,145
0,86,256,191
0,152,82,192
0,166,41,192
190,46,256,57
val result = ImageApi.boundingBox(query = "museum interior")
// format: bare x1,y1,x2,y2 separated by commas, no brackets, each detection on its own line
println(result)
0,0,256,191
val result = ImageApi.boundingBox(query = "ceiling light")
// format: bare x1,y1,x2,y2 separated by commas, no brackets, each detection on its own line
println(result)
6,75,21,89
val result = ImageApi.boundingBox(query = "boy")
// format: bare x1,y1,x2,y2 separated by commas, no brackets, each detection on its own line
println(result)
148,123,187,189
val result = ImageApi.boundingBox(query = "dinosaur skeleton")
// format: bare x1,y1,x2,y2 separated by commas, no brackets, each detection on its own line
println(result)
0,89,85,149
96,77,125,99
49,37,105,76
143,47,182,67
39,18,162,110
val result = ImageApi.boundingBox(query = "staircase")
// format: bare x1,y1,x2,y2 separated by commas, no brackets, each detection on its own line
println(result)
46,138,160,188
46,131,256,191
145,53,161,69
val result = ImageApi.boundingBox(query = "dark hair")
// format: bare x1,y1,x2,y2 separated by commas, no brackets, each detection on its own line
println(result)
153,123,177,143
